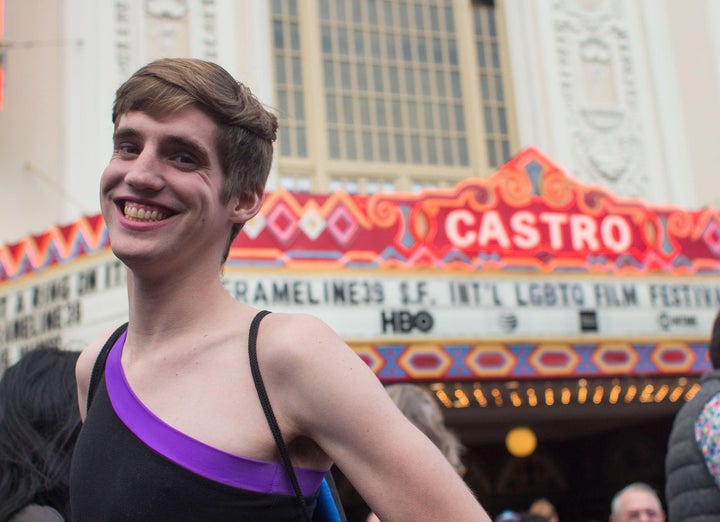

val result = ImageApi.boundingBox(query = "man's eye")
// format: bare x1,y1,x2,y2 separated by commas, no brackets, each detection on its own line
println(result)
116,143,139,155
172,153,197,165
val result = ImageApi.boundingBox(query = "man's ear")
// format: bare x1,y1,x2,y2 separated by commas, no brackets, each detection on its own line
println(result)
229,190,264,224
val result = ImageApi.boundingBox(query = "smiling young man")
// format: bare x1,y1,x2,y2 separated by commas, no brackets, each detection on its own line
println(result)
68,58,490,522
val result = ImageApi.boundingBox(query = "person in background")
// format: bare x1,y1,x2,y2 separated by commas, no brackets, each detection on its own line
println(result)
609,482,665,522
385,383,467,476
69,57,490,521
492,510,549,522
494,510,521,522
0,347,82,521
528,497,558,522
665,308,720,520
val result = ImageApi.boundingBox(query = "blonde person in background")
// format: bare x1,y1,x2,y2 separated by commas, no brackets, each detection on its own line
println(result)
367,383,467,522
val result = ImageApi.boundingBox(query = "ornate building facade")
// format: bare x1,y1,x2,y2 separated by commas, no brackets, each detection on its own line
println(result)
1,0,719,245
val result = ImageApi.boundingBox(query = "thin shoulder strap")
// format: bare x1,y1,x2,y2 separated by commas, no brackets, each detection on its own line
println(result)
86,322,128,414
248,310,312,522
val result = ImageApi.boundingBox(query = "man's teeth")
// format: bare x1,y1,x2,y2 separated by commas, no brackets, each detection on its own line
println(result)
124,204,166,222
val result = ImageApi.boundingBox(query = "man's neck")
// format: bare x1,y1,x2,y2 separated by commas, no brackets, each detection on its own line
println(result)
125,267,236,341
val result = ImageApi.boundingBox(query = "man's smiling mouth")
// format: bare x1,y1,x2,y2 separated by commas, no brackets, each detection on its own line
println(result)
123,201,169,222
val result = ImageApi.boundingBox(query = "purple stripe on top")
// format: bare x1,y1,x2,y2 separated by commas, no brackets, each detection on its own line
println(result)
105,331,327,496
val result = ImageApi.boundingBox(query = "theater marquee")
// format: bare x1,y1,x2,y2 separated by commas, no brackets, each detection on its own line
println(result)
2,148,719,378
220,272,720,340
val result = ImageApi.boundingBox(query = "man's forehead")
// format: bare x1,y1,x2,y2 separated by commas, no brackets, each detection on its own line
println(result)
114,109,218,143
116,107,217,128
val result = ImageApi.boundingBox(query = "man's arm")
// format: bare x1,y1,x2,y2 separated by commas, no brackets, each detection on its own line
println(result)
263,313,492,522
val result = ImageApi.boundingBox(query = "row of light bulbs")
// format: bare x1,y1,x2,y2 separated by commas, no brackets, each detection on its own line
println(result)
429,377,700,409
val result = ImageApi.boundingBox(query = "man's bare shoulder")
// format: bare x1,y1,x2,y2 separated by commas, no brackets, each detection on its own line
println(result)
258,312,343,355
76,328,119,378
253,311,381,433
255,311,380,392
262,311,335,334
76,325,125,419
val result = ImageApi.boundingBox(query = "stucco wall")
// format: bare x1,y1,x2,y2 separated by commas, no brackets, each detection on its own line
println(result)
0,0,67,245
665,0,720,209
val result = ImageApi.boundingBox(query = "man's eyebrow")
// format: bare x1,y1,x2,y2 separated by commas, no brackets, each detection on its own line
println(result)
161,135,212,164
113,127,141,143
111,128,211,164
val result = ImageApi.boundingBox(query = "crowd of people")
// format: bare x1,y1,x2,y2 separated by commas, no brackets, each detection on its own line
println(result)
0,55,719,520
489,482,666,522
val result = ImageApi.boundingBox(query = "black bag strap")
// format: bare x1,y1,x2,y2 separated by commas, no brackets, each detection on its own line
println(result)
86,322,128,413
248,310,312,522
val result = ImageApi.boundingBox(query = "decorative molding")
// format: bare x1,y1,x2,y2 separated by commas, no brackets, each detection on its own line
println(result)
145,0,188,19
145,0,189,58
552,0,647,197
198,0,219,60
114,0,135,80
353,340,710,382
5,147,720,281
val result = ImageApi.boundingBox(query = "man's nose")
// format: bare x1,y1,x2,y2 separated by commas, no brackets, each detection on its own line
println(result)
125,151,166,191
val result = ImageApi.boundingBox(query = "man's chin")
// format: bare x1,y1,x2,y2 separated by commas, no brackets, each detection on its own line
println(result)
110,242,164,268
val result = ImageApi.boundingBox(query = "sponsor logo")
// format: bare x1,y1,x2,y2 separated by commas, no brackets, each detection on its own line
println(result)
658,312,697,331
380,310,434,334
498,311,518,332
579,310,598,332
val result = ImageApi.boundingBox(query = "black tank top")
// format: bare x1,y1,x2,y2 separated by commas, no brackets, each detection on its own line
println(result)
69,332,322,521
